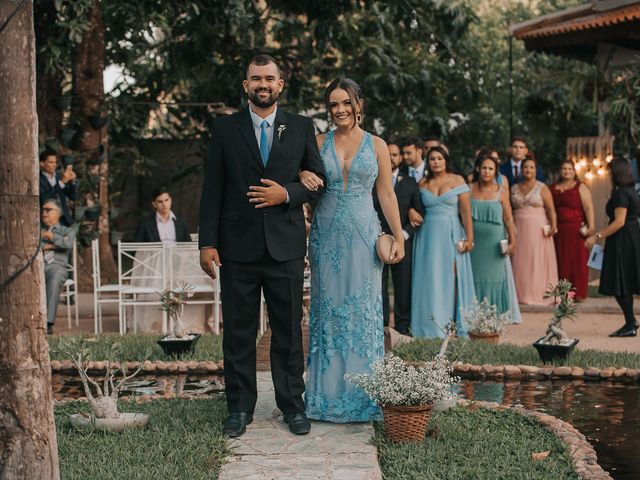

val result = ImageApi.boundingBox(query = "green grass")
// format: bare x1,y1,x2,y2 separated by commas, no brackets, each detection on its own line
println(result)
394,337,640,369
375,407,578,480
48,334,223,362
56,398,229,480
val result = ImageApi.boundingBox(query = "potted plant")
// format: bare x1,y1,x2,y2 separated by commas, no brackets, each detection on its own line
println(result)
157,282,201,356
57,339,149,432
345,346,457,442
463,298,510,344
533,279,579,364
54,95,73,110
89,114,110,129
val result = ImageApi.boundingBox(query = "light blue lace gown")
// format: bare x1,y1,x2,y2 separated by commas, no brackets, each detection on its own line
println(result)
411,184,476,338
305,130,383,423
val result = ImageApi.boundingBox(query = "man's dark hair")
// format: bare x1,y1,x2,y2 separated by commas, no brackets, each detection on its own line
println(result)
423,136,440,144
511,136,528,147
401,137,423,150
39,149,56,163
246,54,281,78
151,187,171,201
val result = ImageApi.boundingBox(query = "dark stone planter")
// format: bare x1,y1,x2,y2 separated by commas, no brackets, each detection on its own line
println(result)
54,95,72,110
157,333,201,357
62,155,75,167
89,115,109,129
84,207,101,220
60,128,76,147
533,337,579,364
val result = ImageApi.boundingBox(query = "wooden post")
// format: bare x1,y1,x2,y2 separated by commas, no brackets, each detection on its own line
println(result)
0,1,60,478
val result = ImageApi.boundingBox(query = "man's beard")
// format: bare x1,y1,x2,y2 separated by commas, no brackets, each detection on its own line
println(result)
249,88,280,108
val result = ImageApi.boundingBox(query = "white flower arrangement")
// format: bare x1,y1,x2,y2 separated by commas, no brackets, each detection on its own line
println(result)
462,297,510,335
344,353,457,406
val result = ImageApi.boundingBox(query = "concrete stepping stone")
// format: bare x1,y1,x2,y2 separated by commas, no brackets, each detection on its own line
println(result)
218,372,382,480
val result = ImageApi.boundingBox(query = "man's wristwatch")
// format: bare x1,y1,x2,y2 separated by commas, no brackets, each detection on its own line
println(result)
595,232,603,240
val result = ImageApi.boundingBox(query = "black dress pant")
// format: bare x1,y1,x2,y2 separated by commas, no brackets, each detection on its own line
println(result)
382,237,413,332
220,251,305,415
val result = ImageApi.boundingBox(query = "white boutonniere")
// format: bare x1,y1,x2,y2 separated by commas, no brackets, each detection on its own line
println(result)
277,124,286,141
398,175,403,182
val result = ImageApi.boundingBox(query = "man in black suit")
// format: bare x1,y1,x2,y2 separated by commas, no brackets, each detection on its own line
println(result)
39,150,76,227
374,141,423,336
499,136,545,186
134,187,191,243
199,55,325,438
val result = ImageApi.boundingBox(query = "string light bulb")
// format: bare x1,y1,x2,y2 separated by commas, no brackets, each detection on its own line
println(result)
585,171,594,180
575,162,583,172
579,157,588,168
606,153,613,163
597,167,606,176
593,158,602,167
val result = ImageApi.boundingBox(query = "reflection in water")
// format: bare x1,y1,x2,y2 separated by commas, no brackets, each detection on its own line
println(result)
457,379,639,480
52,374,225,400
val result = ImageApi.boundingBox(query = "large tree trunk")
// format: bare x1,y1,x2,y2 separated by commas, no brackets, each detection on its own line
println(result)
0,1,60,478
74,0,117,284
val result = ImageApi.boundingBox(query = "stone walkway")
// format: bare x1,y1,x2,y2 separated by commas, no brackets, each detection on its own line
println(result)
218,372,381,480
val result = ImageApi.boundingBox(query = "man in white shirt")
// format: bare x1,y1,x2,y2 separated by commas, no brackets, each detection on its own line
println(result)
133,187,191,244
401,137,425,182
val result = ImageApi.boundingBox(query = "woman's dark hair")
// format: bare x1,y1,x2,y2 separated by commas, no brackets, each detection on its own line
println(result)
472,153,499,183
425,146,451,180
609,157,635,188
325,78,364,129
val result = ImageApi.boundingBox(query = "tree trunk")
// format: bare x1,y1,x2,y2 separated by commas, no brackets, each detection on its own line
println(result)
0,1,60,478
73,0,117,283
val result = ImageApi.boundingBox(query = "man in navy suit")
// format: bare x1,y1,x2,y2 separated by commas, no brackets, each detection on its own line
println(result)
39,151,76,226
499,137,545,186
374,141,423,335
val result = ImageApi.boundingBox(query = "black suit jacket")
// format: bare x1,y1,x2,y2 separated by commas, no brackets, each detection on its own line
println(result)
199,107,325,262
499,160,545,187
373,172,424,239
39,171,76,227
133,213,191,242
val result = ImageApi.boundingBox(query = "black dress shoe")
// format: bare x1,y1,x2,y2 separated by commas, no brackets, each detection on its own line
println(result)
223,412,253,437
283,412,311,435
394,327,412,337
609,326,637,337
47,324,54,335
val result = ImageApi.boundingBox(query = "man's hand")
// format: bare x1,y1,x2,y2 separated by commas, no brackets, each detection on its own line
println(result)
42,230,53,241
247,179,288,208
200,248,221,280
61,167,76,184
408,208,423,228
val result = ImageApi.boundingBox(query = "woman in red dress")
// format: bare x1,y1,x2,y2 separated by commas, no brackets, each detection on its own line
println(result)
550,160,595,299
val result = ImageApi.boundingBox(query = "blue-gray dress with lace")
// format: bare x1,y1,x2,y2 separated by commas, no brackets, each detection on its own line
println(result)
305,130,383,422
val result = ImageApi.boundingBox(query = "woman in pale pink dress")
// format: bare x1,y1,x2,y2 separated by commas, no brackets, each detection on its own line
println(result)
511,158,558,305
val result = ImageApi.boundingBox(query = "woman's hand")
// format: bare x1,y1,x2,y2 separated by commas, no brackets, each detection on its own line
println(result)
299,171,324,191
585,235,597,249
390,237,405,264
408,208,424,228
462,239,474,253
506,241,516,255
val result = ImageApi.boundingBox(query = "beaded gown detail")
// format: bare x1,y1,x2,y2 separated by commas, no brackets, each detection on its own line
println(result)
305,130,383,422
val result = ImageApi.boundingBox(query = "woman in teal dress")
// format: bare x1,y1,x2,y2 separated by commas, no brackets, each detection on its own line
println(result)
470,153,521,323
300,78,405,422
411,146,475,338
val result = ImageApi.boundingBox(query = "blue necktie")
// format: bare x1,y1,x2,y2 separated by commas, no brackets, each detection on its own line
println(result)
409,167,419,181
259,120,269,166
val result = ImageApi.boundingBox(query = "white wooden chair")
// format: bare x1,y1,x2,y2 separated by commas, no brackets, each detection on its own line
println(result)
168,242,221,334
60,241,79,328
91,238,120,333
117,241,166,335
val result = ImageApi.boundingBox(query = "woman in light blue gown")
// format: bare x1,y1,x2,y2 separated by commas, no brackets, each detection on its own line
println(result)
300,78,405,422
411,146,476,338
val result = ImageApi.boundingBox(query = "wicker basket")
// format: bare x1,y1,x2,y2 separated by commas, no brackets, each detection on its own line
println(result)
381,404,433,442
468,331,501,344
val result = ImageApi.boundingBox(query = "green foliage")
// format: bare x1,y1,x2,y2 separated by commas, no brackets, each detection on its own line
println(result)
48,334,223,362
610,57,640,152
394,337,640,369
374,407,579,480
56,398,229,480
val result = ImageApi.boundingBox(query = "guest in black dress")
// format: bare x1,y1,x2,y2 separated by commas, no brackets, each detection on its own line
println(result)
586,157,640,337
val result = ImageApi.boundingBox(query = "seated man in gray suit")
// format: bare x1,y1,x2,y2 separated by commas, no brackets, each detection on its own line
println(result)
41,199,75,335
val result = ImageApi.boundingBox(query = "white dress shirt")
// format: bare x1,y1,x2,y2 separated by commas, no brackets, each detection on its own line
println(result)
156,211,177,245
44,171,66,189
408,161,426,182
510,159,522,179
249,104,277,152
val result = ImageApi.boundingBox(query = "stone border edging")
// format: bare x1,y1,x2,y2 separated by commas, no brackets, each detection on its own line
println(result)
49,359,224,375
460,400,613,480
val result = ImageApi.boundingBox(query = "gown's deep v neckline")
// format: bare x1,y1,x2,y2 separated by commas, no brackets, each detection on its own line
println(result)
330,131,367,192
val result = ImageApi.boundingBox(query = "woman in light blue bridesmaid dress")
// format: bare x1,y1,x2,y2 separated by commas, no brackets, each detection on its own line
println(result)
300,78,405,422
411,146,476,338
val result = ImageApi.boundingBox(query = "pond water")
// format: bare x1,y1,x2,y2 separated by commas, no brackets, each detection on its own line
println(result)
52,374,638,479
457,379,640,480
